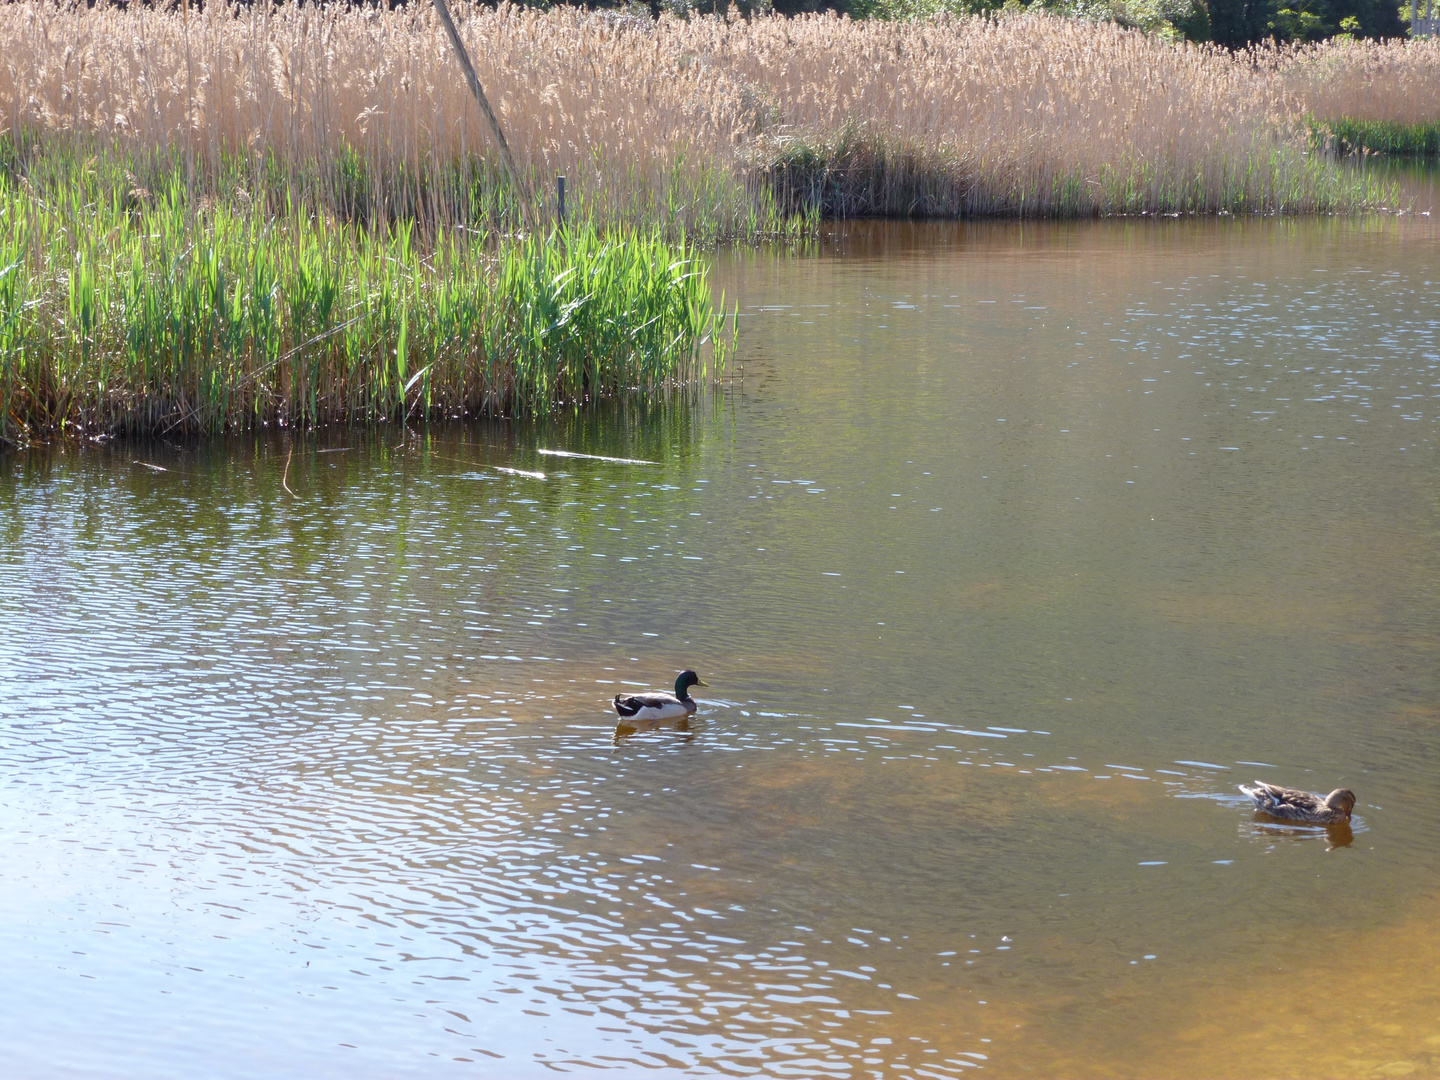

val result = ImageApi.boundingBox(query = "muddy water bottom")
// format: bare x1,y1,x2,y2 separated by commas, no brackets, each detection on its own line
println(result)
3,215,1440,1078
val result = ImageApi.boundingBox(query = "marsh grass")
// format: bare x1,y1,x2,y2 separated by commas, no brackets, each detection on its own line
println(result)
0,148,731,443
0,0,810,241
0,3,1403,226
3,3,1431,442
1276,38,1440,129
1307,117,1440,157
732,15,1390,217
754,120,1390,217
1276,38,1440,159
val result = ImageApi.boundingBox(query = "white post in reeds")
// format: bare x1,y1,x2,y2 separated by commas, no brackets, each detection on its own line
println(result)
1415,0,1438,36
430,0,536,235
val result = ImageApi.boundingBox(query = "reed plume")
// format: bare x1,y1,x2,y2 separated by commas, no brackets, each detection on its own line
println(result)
5,3,1429,443
1268,36,1440,157
1274,37,1440,128
0,3,1404,223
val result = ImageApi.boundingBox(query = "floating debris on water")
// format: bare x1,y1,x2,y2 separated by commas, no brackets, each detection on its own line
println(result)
537,449,658,465
493,466,547,479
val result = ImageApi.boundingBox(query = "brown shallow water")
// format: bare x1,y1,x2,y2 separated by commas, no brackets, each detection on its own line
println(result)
2,210,1439,1078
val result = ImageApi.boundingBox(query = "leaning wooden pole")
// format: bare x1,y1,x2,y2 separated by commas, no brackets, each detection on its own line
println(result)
431,0,537,235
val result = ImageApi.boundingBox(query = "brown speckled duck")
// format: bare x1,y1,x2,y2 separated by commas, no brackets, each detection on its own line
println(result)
1239,780,1356,825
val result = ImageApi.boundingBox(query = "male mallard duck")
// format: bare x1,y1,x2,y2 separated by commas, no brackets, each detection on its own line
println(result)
613,670,708,722
1238,780,1356,825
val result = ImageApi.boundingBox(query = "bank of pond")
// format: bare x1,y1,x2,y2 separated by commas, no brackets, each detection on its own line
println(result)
1,4,1437,443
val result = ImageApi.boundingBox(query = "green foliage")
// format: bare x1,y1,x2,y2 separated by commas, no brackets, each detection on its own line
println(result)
599,0,1401,41
1269,4,1328,38
843,0,987,19
1211,0,1406,44
843,0,1401,42
1309,116,1440,155
840,0,1210,40
542,0,1211,32
0,146,733,444
1070,0,1211,39
754,121,1394,217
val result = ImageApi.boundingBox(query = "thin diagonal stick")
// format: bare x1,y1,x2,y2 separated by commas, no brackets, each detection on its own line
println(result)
431,0,537,235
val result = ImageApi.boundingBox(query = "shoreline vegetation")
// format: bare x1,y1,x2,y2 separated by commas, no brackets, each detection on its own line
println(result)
0,149,731,443
1281,35,1440,158
6,4,1434,225
1310,117,1440,157
2,3,1438,443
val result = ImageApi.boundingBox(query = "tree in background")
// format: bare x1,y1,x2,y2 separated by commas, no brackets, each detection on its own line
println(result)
787,0,1210,38
1209,0,1270,42
1211,0,1405,42
508,0,1408,43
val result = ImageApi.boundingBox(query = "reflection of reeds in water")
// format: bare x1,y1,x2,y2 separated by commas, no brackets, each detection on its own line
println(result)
520,387,731,469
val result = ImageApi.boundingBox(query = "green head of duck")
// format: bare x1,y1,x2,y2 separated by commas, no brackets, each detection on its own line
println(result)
675,669,708,699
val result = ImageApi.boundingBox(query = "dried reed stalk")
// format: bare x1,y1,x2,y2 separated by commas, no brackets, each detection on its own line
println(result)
0,2,1414,222
429,0,535,231
1271,38,1440,127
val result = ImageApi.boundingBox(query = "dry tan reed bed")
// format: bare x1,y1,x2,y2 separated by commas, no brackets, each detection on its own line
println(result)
3,4,1437,221
1276,38,1440,129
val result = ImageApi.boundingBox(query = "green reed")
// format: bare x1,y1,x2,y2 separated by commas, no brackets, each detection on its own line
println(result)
0,146,732,444
753,123,1393,218
1308,117,1440,159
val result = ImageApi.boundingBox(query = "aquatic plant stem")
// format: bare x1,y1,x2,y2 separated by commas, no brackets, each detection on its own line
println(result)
282,441,295,496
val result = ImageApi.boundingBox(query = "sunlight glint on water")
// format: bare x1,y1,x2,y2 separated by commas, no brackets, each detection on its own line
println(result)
2,214,1438,1079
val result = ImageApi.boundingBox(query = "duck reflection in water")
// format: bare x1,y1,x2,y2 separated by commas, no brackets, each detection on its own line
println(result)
613,713,696,742
1243,819,1354,850
1324,821,1355,849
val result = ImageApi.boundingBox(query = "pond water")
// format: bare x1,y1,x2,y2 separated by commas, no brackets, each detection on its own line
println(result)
2,208,1439,1079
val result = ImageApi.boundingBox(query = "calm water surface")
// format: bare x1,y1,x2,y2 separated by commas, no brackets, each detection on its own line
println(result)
3,212,1439,1078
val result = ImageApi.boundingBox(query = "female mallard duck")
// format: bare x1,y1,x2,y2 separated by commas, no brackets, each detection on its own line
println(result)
1238,780,1356,825
613,670,708,722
